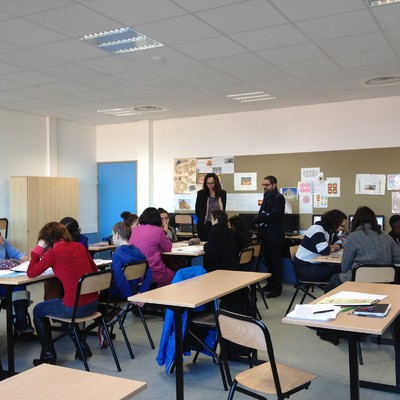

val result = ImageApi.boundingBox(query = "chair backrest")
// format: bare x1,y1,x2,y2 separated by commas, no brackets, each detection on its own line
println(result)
251,243,261,258
238,247,254,266
351,264,397,283
123,261,147,281
174,214,195,237
289,245,299,262
216,309,283,395
79,269,113,296
0,218,8,239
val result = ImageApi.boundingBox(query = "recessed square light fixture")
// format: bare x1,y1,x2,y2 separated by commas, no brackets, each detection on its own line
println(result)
226,91,276,103
365,0,400,6
78,27,163,54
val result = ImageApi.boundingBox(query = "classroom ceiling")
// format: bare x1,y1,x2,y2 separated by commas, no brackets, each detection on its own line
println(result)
0,0,400,125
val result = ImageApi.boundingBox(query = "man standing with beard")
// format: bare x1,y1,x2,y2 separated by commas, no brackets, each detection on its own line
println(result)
254,175,285,298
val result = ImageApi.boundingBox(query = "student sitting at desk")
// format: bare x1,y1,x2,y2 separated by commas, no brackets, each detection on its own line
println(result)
388,214,400,246
129,207,174,288
326,206,400,292
27,222,98,366
158,208,178,242
97,221,146,348
294,209,347,282
0,232,34,336
228,215,252,251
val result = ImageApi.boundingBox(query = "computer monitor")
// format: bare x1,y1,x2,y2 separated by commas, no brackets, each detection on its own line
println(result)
237,213,258,234
312,214,322,225
348,214,384,230
283,213,300,234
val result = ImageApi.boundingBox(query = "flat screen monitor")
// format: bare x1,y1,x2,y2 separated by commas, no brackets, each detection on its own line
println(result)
348,214,384,230
312,214,322,225
237,213,258,234
283,213,300,233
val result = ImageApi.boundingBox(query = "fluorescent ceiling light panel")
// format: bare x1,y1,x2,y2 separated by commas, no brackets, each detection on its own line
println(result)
365,0,400,6
226,91,276,103
79,27,163,54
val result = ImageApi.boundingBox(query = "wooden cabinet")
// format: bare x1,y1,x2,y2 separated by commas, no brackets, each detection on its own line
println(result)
10,177,78,254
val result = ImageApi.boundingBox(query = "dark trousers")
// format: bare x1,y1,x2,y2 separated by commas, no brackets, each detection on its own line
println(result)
262,240,283,292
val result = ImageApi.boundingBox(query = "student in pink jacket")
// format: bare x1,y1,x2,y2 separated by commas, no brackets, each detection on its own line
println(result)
129,207,174,288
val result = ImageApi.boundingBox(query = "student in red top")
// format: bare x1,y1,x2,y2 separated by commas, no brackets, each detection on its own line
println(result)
27,222,98,366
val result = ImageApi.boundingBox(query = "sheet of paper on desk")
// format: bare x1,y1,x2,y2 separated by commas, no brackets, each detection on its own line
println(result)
94,259,112,266
0,270,15,276
318,291,387,306
172,245,203,253
10,261,52,276
286,305,341,321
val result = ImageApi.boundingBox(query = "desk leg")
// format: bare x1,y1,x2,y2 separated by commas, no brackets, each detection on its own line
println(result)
348,332,360,400
5,286,15,376
173,307,184,400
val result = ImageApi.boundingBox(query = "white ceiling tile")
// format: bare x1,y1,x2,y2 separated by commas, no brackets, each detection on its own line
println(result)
231,24,309,51
136,15,220,46
227,66,287,82
204,53,270,73
175,36,247,60
333,49,399,69
196,0,287,34
3,70,61,85
296,10,379,41
317,31,390,56
279,58,342,77
0,48,64,69
270,0,365,21
257,43,326,65
371,3,400,30
172,0,244,12
39,63,104,81
0,0,73,16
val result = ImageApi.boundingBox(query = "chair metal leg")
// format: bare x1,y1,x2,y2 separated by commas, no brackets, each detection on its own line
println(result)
101,318,121,372
285,287,300,316
357,340,363,365
136,306,155,349
116,310,135,359
256,282,269,309
72,325,90,371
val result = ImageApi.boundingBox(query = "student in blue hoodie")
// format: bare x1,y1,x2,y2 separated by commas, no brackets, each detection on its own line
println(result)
98,221,146,348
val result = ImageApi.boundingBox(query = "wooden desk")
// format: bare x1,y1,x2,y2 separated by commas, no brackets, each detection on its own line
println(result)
313,250,343,264
0,364,147,399
282,281,400,400
0,273,54,376
128,270,270,400
162,242,205,257
89,242,116,257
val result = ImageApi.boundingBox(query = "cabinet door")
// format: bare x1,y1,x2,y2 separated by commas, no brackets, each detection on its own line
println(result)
54,177,79,222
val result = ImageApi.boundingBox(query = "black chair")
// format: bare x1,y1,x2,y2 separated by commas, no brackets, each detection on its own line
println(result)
285,245,329,316
249,243,269,311
108,261,155,359
216,309,317,400
48,269,121,372
0,218,8,238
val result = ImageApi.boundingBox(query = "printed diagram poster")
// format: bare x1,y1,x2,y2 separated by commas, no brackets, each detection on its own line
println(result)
314,194,328,208
325,177,341,197
234,172,257,191
388,174,400,191
298,181,312,194
213,156,234,174
392,192,400,214
299,193,313,214
174,158,197,194
174,194,196,211
355,174,386,195
226,193,260,212
301,167,320,182
281,187,298,201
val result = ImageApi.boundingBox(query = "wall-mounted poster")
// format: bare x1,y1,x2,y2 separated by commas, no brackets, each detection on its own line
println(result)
301,167,320,182
355,174,386,195
281,187,298,201
174,158,197,194
174,194,196,211
299,193,313,214
388,174,400,191
234,172,257,191
392,192,400,214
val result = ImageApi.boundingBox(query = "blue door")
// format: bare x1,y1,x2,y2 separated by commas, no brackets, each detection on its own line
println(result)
97,162,137,241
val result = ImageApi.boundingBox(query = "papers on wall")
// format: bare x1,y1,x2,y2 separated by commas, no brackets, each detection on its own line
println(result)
355,174,386,195
318,291,387,306
299,193,313,214
226,193,261,212
286,304,341,321
392,192,400,214
234,172,257,191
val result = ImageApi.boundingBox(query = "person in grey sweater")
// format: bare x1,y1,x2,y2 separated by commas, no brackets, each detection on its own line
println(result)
325,206,400,292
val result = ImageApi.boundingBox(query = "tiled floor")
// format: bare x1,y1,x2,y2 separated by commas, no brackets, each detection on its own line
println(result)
0,281,398,399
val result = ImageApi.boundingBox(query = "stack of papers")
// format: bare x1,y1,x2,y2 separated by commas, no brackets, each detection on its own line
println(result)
171,245,203,253
318,291,387,306
286,305,341,321
10,261,52,276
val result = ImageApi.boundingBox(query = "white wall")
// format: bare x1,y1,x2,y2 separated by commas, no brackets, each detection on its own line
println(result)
0,109,48,220
97,96,400,213
57,119,97,233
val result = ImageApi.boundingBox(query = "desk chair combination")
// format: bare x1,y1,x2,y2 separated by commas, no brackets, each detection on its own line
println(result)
0,217,8,238
49,270,121,372
216,309,317,400
285,245,329,316
351,263,398,365
107,261,155,359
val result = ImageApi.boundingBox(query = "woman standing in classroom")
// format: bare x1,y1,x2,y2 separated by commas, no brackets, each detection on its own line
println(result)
195,173,227,241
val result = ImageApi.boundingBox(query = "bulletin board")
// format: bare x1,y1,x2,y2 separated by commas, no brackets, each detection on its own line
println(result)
174,148,400,232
